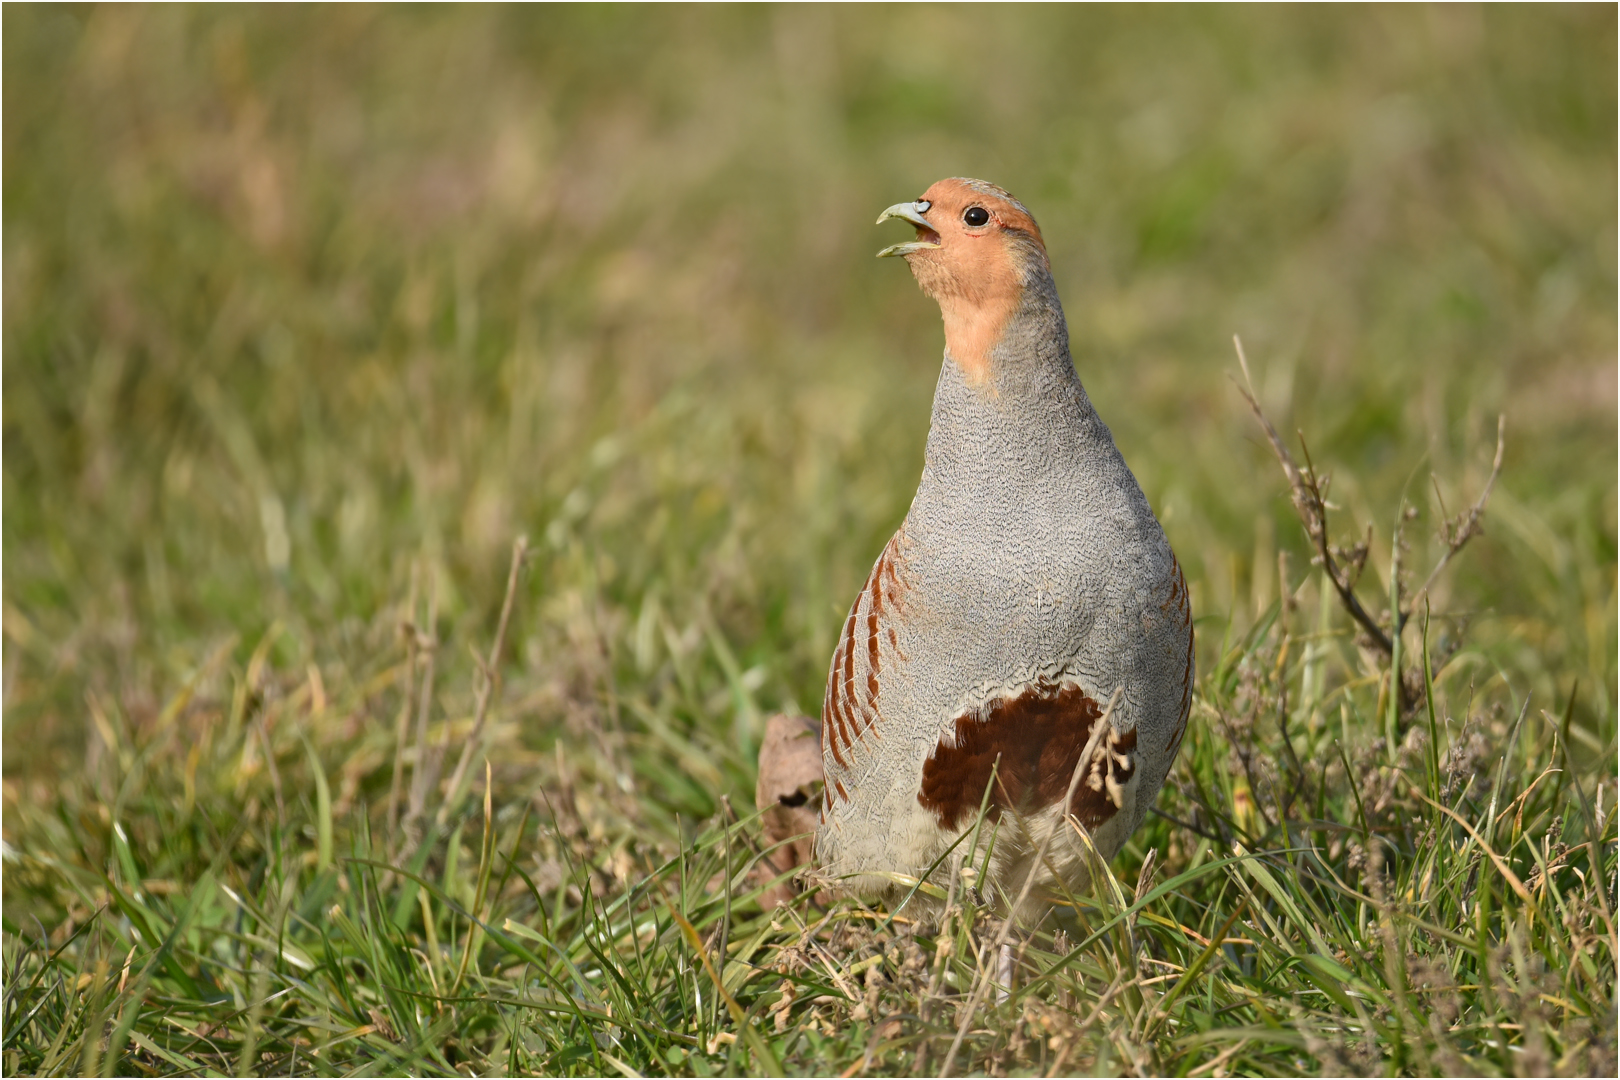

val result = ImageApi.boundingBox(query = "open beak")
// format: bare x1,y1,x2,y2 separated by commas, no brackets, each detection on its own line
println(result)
876,201,942,258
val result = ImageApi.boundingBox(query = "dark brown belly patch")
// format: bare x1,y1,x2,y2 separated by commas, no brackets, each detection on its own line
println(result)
917,682,1136,832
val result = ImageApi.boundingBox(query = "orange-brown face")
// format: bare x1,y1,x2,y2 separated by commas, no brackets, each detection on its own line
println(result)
876,178,1049,384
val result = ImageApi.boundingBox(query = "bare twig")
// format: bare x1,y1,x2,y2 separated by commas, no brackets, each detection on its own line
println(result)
1232,337,1393,658
436,535,529,828
1232,336,1506,718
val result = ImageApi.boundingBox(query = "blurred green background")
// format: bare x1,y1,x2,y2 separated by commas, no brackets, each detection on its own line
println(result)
4,5,1615,803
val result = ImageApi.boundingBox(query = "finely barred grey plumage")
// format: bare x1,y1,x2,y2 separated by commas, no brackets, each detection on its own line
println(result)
813,178,1193,920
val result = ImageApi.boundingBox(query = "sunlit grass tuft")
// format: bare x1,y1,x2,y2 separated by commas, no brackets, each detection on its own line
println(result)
2,521,1614,1075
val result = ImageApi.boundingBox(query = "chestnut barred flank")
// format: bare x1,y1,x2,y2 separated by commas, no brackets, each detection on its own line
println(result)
917,683,1138,832
821,536,909,777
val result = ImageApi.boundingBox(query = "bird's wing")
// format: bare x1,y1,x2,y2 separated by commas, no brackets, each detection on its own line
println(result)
820,534,908,800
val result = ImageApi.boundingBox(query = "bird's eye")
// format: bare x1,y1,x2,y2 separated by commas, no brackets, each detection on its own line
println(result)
963,206,990,227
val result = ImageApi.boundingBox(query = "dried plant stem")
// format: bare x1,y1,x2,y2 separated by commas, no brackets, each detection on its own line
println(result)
437,535,529,829
1232,336,1394,658
1413,413,1506,606
1231,335,1505,713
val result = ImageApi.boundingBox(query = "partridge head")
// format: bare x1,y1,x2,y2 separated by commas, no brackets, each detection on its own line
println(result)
875,177,1053,387
808,177,1194,922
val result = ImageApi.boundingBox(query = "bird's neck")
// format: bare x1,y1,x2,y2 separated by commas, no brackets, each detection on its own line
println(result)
938,295,1020,386
941,272,1077,400
920,275,1116,490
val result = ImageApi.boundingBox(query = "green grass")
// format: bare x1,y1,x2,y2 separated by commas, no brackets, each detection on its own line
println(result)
3,6,1615,1076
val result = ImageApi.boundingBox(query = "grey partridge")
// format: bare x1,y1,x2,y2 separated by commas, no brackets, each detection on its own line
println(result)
813,178,1194,920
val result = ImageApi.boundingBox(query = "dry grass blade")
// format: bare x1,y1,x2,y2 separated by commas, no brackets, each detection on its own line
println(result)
437,535,530,828
1411,784,1540,911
